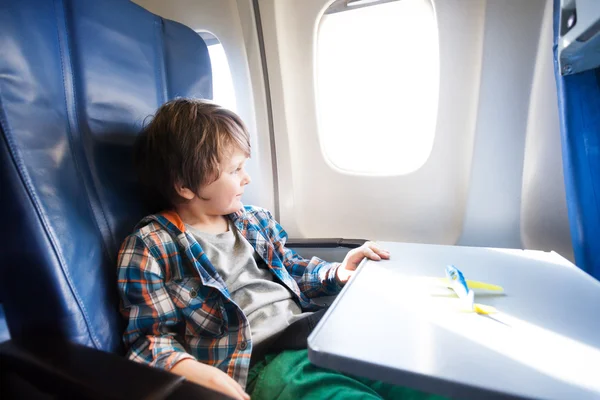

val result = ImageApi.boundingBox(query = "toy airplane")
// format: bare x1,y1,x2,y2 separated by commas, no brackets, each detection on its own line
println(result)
444,265,502,315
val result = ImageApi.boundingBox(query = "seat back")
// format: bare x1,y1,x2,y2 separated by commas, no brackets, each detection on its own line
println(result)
0,0,212,352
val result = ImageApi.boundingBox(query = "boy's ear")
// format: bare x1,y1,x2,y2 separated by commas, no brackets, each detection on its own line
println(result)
174,183,196,200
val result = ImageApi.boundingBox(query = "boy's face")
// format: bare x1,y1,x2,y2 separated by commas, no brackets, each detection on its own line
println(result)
195,147,251,215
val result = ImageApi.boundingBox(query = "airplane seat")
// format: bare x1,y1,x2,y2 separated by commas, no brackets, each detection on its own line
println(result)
0,0,211,364
0,0,231,397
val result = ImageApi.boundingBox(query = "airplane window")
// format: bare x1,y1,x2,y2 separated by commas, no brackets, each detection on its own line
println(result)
316,0,438,175
198,32,237,112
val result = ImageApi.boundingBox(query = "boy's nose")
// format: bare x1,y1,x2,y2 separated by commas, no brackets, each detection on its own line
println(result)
242,171,251,185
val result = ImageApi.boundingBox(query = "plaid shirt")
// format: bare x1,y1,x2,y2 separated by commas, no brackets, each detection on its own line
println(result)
117,205,342,388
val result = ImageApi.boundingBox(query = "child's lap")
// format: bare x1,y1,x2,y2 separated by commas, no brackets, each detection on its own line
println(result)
247,349,448,400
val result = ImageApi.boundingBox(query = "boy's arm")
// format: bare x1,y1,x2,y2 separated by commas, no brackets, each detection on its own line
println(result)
262,211,344,298
261,209,391,298
117,234,195,371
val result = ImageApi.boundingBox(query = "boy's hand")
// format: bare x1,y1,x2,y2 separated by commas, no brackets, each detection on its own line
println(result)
171,359,250,400
336,241,390,284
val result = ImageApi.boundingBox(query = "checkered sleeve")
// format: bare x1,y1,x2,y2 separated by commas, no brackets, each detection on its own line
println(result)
263,210,344,297
117,234,196,371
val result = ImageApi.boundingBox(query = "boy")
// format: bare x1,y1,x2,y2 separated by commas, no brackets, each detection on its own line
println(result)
117,98,444,399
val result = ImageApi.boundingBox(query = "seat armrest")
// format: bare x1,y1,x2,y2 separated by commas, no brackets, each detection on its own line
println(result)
0,340,231,400
286,238,367,248
288,238,368,264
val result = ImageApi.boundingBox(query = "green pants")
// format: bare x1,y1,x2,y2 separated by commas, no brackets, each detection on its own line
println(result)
247,349,448,400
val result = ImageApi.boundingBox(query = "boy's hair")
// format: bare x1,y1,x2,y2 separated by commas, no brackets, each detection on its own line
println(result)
134,98,251,209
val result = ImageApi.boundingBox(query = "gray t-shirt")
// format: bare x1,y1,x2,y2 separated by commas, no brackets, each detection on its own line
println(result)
186,221,311,345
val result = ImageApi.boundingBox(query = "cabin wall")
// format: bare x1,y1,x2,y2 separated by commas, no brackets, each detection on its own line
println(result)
132,0,574,261
520,0,573,261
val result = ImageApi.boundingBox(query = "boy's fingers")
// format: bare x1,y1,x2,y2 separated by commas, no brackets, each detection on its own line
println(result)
227,376,250,400
237,384,250,400
365,242,390,259
364,248,381,260
364,241,382,253
378,249,390,259
214,375,246,400
217,382,243,400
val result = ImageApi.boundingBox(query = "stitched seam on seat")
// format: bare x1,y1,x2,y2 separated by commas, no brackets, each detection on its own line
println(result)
0,3,101,349
61,1,118,260
0,45,101,348
155,17,169,103
54,0,104,349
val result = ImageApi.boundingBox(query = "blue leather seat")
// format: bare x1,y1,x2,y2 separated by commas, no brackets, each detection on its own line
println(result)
0,0,212,353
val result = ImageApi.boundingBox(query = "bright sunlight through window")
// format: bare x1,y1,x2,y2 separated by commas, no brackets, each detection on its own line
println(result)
317,0,439,175
200,32,237,112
